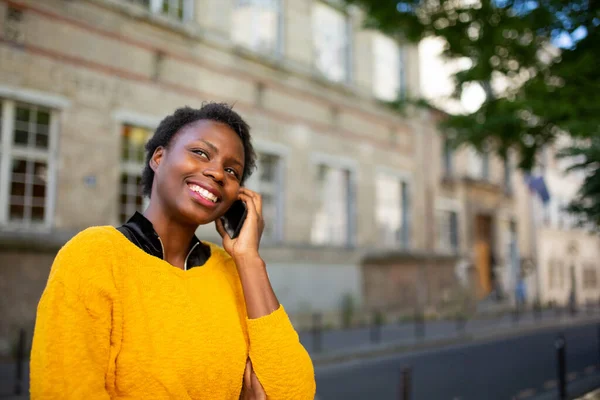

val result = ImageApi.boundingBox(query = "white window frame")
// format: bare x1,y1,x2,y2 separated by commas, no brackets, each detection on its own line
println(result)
443,137,454,177
244,140,288,243
468,147,490,180
435,198,462,254
0,86,69,231
312,1,352,84
372,33,405,101
126,0,195,21
309,152,357,247
374,166,412,249
231,0,284,56
112,110,160,223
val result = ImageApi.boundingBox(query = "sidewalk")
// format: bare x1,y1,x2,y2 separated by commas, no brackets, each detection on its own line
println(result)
577,388,600,399
308,310,600,366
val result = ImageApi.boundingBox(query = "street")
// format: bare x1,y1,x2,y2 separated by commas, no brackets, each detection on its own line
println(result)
315,321,600,400
300,309,576,355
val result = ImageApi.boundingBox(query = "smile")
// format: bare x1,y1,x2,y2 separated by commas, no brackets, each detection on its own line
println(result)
188,184,219,203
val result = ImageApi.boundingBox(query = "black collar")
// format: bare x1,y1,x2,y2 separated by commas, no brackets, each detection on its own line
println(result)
117,212,210,270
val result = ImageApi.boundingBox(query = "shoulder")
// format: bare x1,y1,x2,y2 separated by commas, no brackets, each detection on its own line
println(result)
57,226,123,261
49,226,123,285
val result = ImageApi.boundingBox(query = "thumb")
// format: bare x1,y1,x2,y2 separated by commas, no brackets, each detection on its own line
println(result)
215,218,230,241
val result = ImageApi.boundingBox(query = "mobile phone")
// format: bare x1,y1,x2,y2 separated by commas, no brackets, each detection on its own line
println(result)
221,200,247,239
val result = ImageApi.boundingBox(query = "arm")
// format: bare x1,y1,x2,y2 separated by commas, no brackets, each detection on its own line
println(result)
30,228,117,399
216,188,316,400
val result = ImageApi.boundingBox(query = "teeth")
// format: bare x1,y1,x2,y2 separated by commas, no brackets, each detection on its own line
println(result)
189,184,217,203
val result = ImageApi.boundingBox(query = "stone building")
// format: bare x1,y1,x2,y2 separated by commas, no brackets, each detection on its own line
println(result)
534,139,600,307
2,0,595,356
0,0,436,352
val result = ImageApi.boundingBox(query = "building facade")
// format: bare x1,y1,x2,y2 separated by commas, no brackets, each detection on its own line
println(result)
1,0,597,355
535,140,600,307
0,0,432,351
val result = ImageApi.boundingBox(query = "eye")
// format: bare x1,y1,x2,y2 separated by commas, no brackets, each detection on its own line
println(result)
225,168,240,180
192,149,209,159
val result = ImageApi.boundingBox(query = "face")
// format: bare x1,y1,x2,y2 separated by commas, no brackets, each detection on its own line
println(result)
150,120,245,226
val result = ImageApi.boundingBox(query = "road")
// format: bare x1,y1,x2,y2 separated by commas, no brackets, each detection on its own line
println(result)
315,321,600,400
299,309,572,355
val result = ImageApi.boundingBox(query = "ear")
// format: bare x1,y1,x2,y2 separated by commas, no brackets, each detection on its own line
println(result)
149,147,164,172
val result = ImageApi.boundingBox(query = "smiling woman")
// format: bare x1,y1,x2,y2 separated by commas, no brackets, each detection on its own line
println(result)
29,103,316,400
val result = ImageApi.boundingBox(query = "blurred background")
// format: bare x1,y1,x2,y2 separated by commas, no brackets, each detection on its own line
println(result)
0,0,599,398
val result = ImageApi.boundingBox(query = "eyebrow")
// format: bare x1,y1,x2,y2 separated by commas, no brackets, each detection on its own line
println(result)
199,139,244,168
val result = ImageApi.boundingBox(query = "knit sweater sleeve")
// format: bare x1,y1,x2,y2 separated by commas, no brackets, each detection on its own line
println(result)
30,227,118,399
246,306,316,399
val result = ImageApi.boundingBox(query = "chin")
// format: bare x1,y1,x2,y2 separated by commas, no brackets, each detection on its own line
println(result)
180,205,219,226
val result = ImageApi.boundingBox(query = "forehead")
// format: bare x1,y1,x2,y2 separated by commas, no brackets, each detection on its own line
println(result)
175,120,244,155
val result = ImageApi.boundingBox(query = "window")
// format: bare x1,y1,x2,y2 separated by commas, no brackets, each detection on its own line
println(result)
468,148,490,180
311,163,354,246
312,2,350,83
373,34,404,101
124,0,194,21
548,259,562,289
248,152,285,242
436,209,459,253
375,172,410,248
0,100,57,229
583,265,598,289
232,0,282,55
504,155,513,194
443,137,453,177
119,125,152,223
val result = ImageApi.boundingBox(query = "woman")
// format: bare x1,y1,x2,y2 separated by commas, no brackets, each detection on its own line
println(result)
30,103,316,399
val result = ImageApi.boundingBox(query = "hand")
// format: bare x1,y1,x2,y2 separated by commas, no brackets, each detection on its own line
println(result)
216,188,264,262
240,358,266,400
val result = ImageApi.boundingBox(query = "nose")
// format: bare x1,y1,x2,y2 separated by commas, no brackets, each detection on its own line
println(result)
203,165,225,186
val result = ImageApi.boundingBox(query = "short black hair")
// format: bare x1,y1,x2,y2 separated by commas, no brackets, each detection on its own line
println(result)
141,103,256,197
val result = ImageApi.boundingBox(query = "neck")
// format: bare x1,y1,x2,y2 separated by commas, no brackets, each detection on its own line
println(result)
143,201,197,269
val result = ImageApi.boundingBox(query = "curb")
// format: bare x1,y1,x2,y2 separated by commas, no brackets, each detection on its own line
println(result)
312,315,600,367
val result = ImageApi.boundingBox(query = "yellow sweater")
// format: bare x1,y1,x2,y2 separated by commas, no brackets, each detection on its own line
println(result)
30,226,315,399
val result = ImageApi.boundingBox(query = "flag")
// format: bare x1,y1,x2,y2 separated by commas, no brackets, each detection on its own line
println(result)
524,174,551,204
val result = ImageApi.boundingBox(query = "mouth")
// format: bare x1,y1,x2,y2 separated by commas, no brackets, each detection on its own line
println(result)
187,183,220,204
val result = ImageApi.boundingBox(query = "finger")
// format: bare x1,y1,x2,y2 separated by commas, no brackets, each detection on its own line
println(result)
239,188,262,219
250,370,266,398
215,217,229,239
238,192,259,222
243,359,252,389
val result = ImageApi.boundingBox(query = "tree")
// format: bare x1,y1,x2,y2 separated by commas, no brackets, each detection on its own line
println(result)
345,0,600,228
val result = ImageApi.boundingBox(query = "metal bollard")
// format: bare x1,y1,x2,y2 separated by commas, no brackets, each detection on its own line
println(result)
312,313,322,353
534,302,542,321
414,310,425,340
456,315,466,336
597,324,600,366
512,306,520,325
399,367,412,400
13,328,25,395
555,335,567,400
370,311,382,344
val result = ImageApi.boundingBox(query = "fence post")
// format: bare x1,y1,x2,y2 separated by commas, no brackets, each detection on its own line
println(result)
312,312,322,353
370,310,382,344
597,323,600,366
399,367,412,400
414,309,425,340
13,328,25,395
534,301,542,321
556,335,567,400
456,314,466,336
